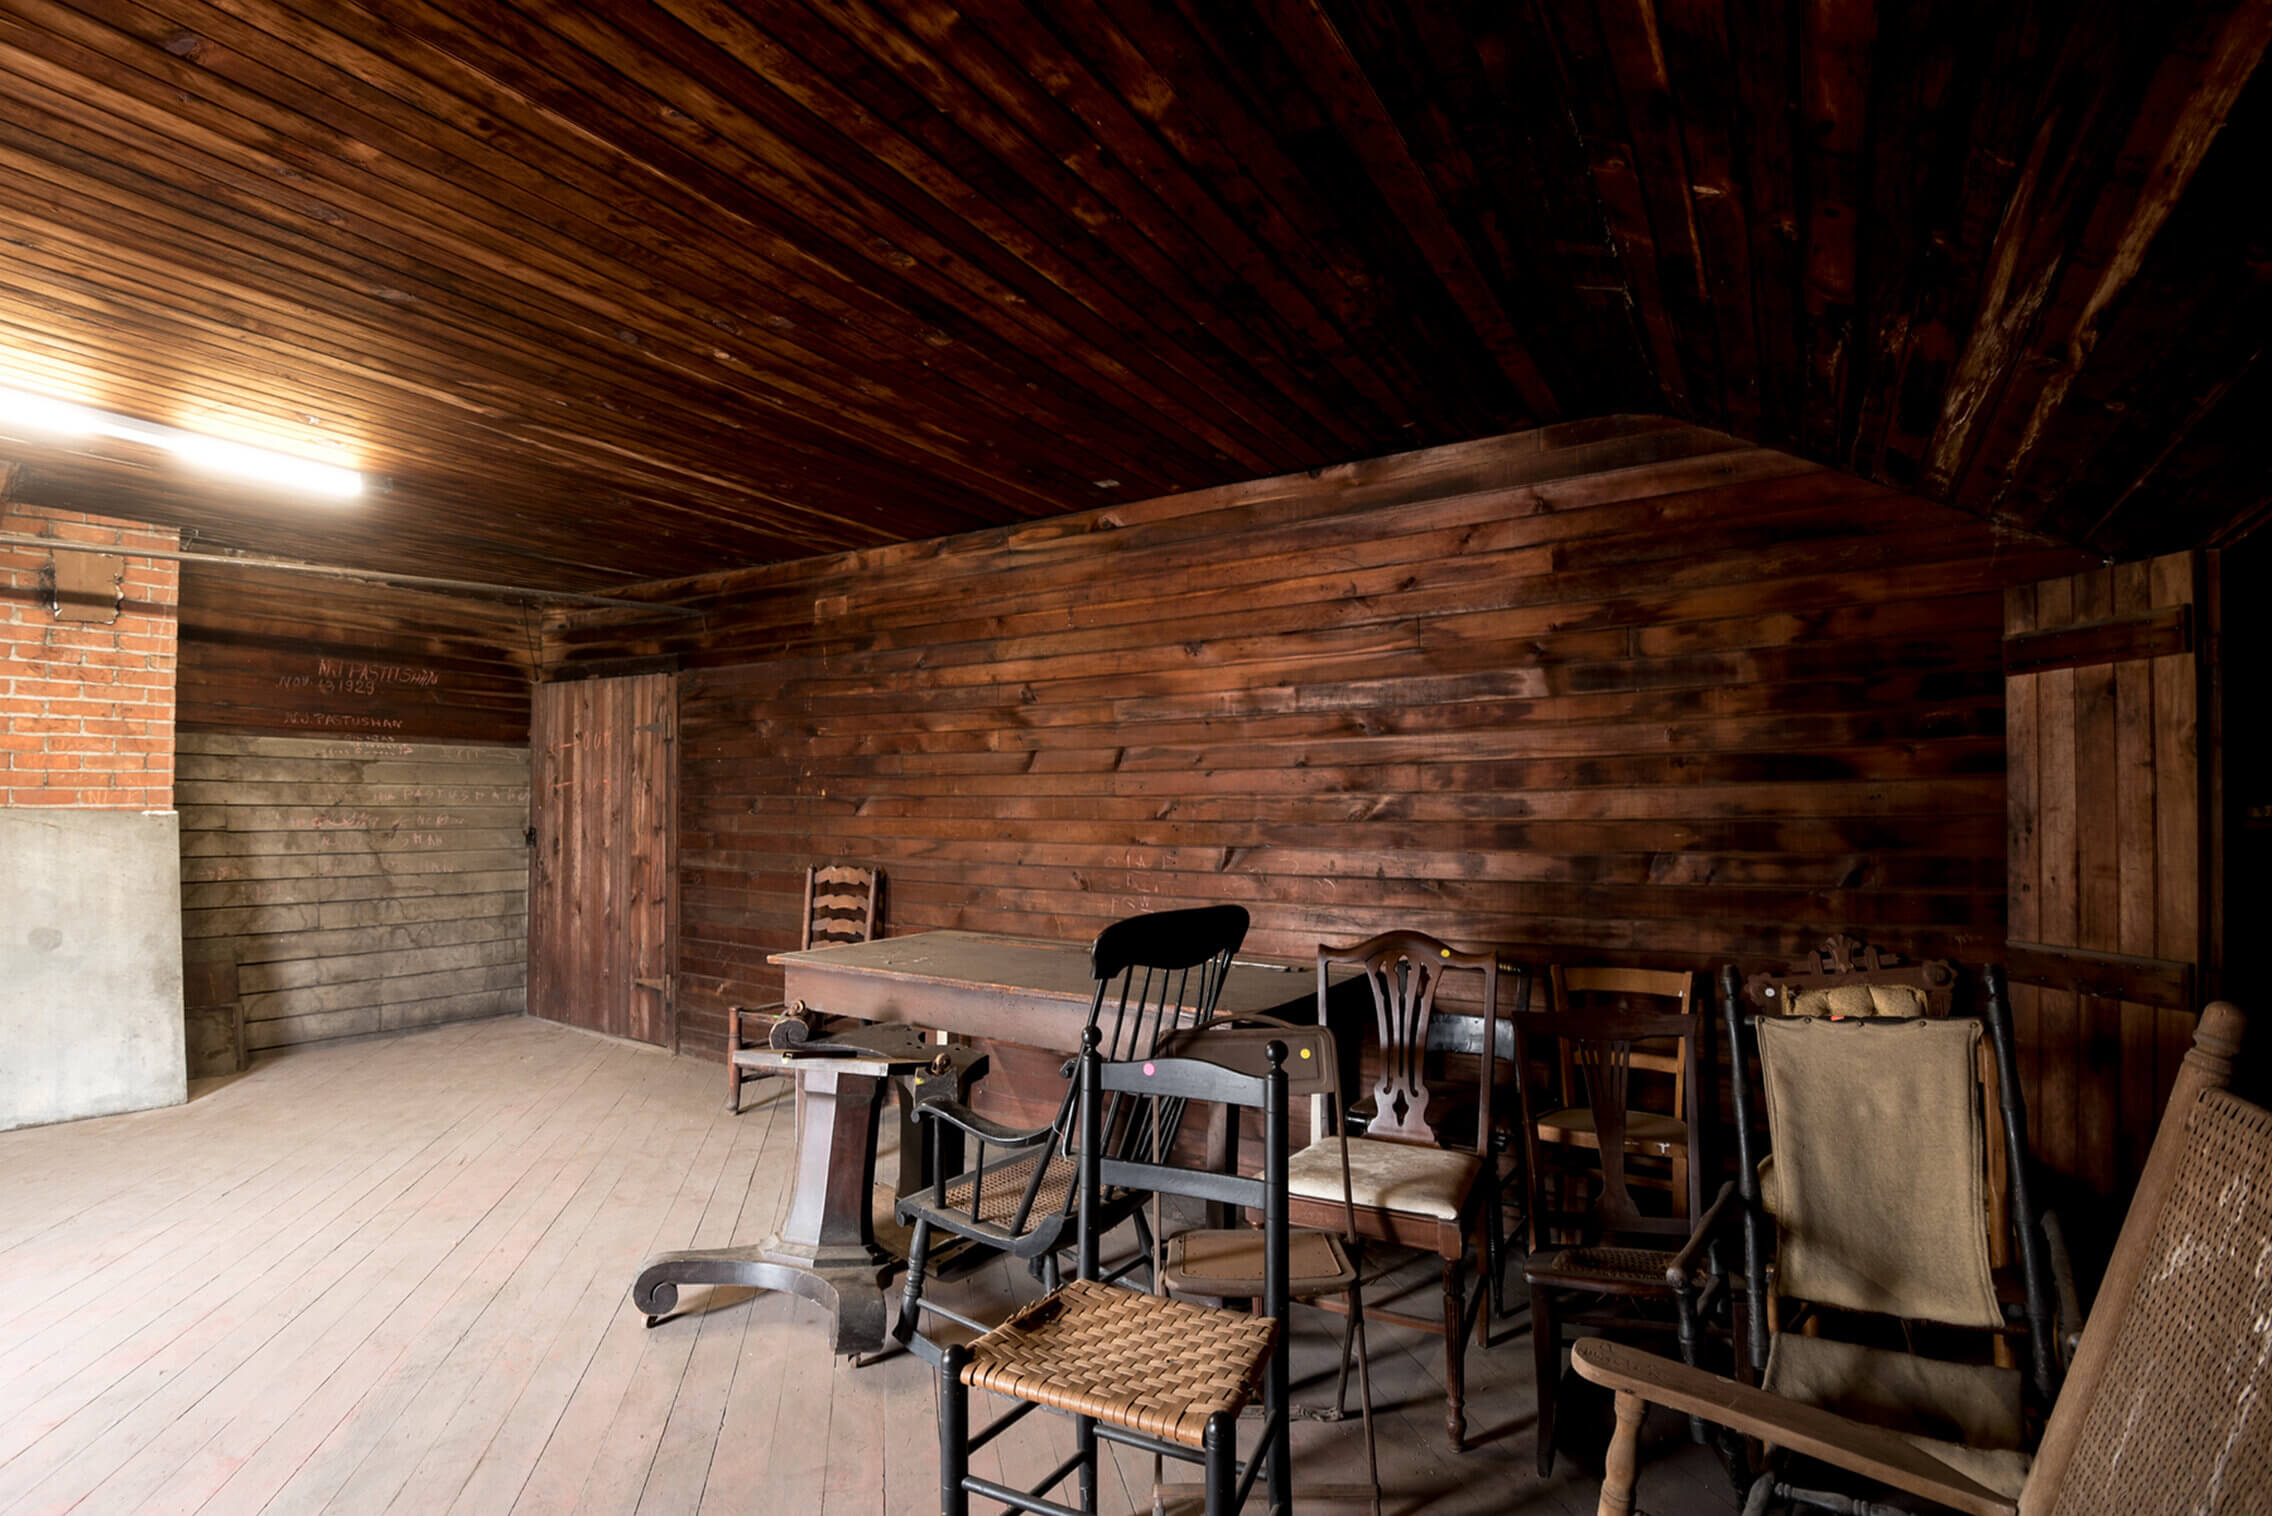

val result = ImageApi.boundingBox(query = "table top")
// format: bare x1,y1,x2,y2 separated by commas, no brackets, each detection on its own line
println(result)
770,929,1344,1049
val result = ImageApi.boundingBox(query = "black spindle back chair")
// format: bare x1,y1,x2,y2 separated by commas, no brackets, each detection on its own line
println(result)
891,905,1249,1360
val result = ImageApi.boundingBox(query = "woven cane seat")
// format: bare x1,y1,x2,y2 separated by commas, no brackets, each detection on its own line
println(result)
961,1278,1279,1450
942,1151,1078,1230
1524,1244,1686,1292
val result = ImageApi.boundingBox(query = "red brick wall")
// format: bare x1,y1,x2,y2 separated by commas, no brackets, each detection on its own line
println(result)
0,505,180,809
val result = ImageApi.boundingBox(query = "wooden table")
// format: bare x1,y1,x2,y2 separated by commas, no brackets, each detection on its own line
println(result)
632,932,1353,1353
630,1022,985,1357
771,929,1337,1049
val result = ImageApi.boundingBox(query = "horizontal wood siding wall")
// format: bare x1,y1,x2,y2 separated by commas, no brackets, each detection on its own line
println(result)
178,732,529,1050
176,565,534,743
546,423,2086,1062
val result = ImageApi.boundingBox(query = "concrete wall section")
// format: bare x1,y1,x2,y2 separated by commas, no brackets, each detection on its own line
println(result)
1,808,186,1131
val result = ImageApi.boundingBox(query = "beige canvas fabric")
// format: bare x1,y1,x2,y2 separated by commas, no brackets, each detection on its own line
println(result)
1787,983,1932,1017
1756,1015,2002,1326
1762,1334,2031,1498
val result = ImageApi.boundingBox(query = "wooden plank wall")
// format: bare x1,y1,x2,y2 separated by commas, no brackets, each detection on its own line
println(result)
2004,554,2213,1225
544,421,2087,1064
527,673,675,1045
175,566,535,1050
177,733,529,1050
176,564,535,743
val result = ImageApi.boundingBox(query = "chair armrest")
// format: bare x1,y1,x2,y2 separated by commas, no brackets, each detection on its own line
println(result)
1571,1339,2019,1516
1666,1180,1739,1288
912,1097,1055,1148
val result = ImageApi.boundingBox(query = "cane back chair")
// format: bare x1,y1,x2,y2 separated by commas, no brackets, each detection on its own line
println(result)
1291,931,1503,1450
1578,1000,2258,1516
892,905,1248,1361
937,1025,1294,1515
726,864,880,1113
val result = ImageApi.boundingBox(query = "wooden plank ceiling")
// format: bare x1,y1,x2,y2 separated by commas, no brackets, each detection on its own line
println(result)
0,0,2265,590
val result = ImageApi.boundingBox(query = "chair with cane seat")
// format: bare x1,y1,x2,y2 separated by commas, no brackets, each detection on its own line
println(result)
1516,1003,1720,1477
936,1026,1295,1515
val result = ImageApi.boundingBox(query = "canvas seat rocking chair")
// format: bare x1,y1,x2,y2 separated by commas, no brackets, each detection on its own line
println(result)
1577,998,2261,1516
1587,936,2064,1511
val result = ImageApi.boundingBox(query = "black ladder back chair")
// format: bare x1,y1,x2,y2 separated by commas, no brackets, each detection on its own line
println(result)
938,1025,1294,1516
892,905,1249,1360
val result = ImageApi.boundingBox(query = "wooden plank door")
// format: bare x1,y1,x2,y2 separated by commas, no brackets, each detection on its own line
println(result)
2005,552,2220,1234
528,672,676,1044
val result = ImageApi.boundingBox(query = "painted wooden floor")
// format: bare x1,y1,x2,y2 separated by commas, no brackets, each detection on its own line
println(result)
0,1017,1740,1516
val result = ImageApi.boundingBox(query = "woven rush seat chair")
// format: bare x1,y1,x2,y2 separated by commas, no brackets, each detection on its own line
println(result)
725,864,880,1113
1575,999,2262,1516
893,905,1248,1363
1158,1016,1380,1514
938,1026,1295,1515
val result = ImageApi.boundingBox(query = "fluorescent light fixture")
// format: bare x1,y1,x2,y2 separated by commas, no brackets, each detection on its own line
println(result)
0,386,102,437
0,385,363,499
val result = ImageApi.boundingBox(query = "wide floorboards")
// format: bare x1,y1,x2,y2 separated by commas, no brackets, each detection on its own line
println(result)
0,1017,1736,1515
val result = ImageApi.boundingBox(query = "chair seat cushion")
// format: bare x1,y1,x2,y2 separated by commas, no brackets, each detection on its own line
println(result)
962,1277,1278,1449
1288,1136,1479,1221
1761,1333,2030,1498
1163,1229,1354,1297
1535,1107,1688,1153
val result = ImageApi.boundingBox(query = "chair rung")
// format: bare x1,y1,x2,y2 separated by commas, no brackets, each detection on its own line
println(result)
1093,1420,1199,1463
959,1473,1085,1516
914,1297,990,1334
966,1395,1042,1456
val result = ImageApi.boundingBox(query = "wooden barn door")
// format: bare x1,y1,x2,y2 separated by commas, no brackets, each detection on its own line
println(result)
528,673,676,1044
2005,553,2220,1238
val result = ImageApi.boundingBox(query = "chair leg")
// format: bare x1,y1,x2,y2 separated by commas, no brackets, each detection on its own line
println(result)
1202,1412,1237,1516
1600,1389,1645,1516
1441,1251,1467,1451
1076,1414,1097,1514
1333,1283,1358,1416
1484,1182,1505,1322
939,1344,970,1516
1531,1285,1559,1477
726,1009,743,1114
1349,1280,1381,1516
893,1219,931,1346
